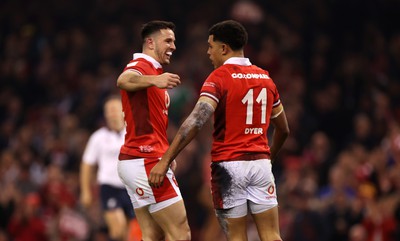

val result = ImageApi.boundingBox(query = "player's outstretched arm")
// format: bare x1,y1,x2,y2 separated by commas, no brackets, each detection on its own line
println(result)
149,97,216,188
117,71,181,92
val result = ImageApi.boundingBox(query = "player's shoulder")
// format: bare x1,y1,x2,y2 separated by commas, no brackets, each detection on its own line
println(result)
209,65,232,79
90,127,111,139
124,58,153,71
132,57,152,66
247,64,270,75
248,65,275,84
218,64,268,73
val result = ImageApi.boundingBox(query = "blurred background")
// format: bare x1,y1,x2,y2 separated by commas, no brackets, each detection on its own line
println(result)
1,0,400,240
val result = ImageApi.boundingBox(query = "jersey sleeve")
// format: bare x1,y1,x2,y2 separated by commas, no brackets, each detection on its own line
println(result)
270,76,283,119
272,85,281,108
82,132,100,165
123,60,151,75
263,69,280,109
200,70,224,103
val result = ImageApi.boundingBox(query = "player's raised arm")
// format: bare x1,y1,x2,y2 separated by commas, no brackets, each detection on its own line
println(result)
117,71,181,92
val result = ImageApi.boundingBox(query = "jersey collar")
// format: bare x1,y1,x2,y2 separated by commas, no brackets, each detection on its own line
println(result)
223,57,252,66
133,53,162,69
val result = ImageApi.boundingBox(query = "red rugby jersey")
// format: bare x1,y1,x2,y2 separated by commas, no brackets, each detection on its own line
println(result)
200,57,281,162
119,53,170,158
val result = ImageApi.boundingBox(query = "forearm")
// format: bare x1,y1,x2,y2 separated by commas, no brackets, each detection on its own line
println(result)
269,108,289,161
269,129,289,161
163,123,199,165
163,101,214,164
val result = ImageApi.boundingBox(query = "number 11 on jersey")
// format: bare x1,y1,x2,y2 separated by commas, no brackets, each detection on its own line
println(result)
241,88,267,125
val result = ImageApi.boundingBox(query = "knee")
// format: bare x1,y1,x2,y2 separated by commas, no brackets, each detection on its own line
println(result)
179,219,191,239
182,227,191,240
168,221,191,240
108,224,126,240
141,232,164,241
107,217,127,240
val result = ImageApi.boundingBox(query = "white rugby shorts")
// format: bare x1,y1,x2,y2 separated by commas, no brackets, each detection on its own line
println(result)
211,159,278,209
118,158,182,212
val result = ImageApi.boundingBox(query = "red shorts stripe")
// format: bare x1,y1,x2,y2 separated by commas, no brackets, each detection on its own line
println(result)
144,158,178,202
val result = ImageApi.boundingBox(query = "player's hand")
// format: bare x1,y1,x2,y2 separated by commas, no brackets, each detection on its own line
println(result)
80,191,92,208
154,72,181,89
148,161,170,188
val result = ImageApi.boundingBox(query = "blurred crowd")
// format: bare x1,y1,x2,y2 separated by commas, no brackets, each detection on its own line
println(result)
1,0,400,240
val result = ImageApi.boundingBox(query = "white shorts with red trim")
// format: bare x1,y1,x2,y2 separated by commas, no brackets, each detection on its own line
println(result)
118,158,182,212
211,159,278,209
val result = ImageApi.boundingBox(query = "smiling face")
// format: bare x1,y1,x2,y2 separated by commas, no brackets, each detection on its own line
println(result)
207,35,225,69
148,28,176,65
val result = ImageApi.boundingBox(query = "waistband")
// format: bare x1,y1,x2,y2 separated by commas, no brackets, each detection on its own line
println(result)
212,153,270,162
119,153,161,161
119,153,143,160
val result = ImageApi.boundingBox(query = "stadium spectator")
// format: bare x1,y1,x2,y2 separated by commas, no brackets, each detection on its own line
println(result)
80,96,135,241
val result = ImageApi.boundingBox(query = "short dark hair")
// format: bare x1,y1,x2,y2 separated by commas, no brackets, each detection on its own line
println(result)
208,20,248,51
141,20,175,41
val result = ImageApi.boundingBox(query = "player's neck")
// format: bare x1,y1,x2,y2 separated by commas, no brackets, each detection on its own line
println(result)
223,51,245,62
140,50,155,61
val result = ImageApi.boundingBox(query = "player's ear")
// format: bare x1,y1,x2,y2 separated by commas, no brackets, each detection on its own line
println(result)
221,43,228,55
146,37,155,50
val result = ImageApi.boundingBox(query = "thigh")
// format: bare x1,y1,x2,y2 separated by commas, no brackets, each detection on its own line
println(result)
215,203,248,240
103,208,127,230
151,199,191,240
218,215,248,241
134,206,164,240
251,206,282,241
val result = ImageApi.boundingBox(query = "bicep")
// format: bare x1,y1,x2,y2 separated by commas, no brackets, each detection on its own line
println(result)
194,96,217,124
116,70,141,89
183,97,216,130
270,104,289,132
198,96,218,110
271,102,283,119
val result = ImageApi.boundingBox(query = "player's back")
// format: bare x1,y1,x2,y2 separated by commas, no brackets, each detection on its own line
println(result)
202,61,281,161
